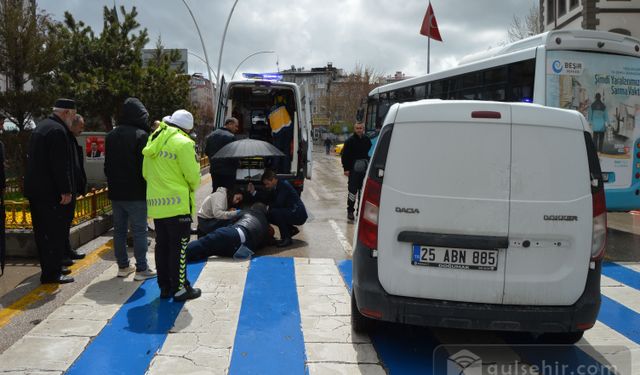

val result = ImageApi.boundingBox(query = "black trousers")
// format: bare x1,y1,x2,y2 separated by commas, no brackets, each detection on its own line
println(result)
593,131,605,152
211,173,236,192
187,226,242,261
30,199,68,282
63,196,77,258
347,171,365,214
154,215,192,294
268,208,306,240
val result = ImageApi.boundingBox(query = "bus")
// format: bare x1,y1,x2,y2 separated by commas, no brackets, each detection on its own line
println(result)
363,30,640,211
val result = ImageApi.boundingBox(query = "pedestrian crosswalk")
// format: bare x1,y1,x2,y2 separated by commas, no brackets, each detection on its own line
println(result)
0,257,639,374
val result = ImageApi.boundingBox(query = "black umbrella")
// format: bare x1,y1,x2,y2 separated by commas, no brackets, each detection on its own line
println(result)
212,138,284,159
212,139,285,180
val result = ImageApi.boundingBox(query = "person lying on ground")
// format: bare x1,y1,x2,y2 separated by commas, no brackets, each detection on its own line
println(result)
247,169,307,248
197,186,243,237
186,203,272,262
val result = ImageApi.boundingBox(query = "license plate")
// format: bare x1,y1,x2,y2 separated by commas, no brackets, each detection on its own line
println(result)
412,245,498,271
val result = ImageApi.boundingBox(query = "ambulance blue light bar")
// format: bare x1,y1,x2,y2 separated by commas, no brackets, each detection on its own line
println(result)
242,73,283,81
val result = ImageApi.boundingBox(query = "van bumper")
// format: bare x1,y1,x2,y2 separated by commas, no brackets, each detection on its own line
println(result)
352,244,601,333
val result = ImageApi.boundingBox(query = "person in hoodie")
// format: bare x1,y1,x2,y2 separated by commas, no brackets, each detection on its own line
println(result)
143,109,201,301
105,98,157,281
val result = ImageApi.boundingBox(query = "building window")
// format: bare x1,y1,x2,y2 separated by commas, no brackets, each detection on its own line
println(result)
547,0,555,24
558,0,566,17
569,0,579,9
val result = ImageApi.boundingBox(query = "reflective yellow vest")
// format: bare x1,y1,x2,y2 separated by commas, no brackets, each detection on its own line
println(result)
142,122,200,219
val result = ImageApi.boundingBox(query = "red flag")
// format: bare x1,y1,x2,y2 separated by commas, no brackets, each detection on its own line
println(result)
419,3,442,41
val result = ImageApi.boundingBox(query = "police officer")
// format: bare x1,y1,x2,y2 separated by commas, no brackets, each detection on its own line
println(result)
143,109,201,301
24,99,78,284
341,122,371,221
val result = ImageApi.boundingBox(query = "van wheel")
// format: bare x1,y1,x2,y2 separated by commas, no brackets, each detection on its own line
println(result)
351,292,375,333
537,331,584,345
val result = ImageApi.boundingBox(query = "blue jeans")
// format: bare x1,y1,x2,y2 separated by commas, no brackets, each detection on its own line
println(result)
112,200,148,271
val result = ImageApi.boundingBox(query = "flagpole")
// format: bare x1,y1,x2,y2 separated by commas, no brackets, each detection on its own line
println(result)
427,32,431,74
427,1,431,74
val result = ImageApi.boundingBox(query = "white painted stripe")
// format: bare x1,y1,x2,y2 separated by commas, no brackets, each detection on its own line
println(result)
307,186,320,201
294,258,384,374
329,219,353,256
580,321,640,375
601,275,640,315
148,259,249,374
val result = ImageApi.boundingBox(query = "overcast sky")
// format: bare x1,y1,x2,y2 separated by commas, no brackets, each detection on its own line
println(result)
37,0,535,79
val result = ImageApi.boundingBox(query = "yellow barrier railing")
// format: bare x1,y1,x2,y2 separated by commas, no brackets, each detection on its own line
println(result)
5,188,112,229
200,156,209,169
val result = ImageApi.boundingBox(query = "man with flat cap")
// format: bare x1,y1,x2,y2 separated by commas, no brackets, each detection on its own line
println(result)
25,98,79,284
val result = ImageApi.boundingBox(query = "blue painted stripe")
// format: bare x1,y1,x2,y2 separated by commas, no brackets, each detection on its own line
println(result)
602,262,640,291
337,259,440,374
337,259,352,293
66,260,207,375
229,257,306,374
598,295,640,344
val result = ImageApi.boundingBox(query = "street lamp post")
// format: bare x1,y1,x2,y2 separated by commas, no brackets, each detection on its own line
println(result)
216,0,239,91
181,0,216,121
188,51,217,81
230,50,275,81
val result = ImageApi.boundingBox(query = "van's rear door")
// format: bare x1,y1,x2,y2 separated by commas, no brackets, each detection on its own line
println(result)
301,81,313,179
377,101,512,304
504,105,592,306
215,76,228,129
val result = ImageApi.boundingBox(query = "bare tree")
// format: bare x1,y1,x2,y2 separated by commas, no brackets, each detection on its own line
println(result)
507,2,542,42
320,64,381,131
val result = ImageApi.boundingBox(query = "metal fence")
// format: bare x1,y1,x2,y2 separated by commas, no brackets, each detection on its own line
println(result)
5,188,112,230
4,157,209,229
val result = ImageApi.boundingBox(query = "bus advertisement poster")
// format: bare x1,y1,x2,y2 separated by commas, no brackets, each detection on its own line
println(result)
546,50,640,189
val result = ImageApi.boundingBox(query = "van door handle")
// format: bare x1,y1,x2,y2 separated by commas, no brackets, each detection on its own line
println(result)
398,231,508,250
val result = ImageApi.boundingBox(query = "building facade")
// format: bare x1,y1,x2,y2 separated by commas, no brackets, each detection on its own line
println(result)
541,0,640,38
189,73,215,126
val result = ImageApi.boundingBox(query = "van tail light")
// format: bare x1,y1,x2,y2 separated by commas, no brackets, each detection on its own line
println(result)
358,177,381,250
591,188,607,260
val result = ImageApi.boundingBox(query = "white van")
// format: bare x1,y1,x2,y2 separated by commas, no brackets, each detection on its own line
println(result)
351,100,607,344
215,77,313,190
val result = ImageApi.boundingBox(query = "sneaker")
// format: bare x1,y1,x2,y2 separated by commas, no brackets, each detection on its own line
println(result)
173,286,202,302
347,212,355,221
134,268,157,281
117,265,135,278
290,226,300,237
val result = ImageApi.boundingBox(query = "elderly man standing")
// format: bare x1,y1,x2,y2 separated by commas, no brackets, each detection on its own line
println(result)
143,109,201,301
205,117,239,191
105,98,156,281
24,99,78,284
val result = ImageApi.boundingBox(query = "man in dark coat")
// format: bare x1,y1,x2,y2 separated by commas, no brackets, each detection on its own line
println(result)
60,114,88,268
24,99,78,284
205,117,239,191
186,203,270,262
247,169,307,247
341,122,371,221
104,98,156,281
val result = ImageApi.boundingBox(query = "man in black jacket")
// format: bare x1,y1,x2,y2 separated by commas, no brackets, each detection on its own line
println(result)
186,203,270,262
247,169,308,247
24,99,78,284
60,114,88,268
341,122,371,221
205,117,239,191
104,98,156,281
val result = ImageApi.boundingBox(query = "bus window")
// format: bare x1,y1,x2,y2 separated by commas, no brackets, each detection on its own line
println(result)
366,99,377,131
397,87,414,102
414,84,426,100
429,80,446,99
484,67,508,85
508,59,535,102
